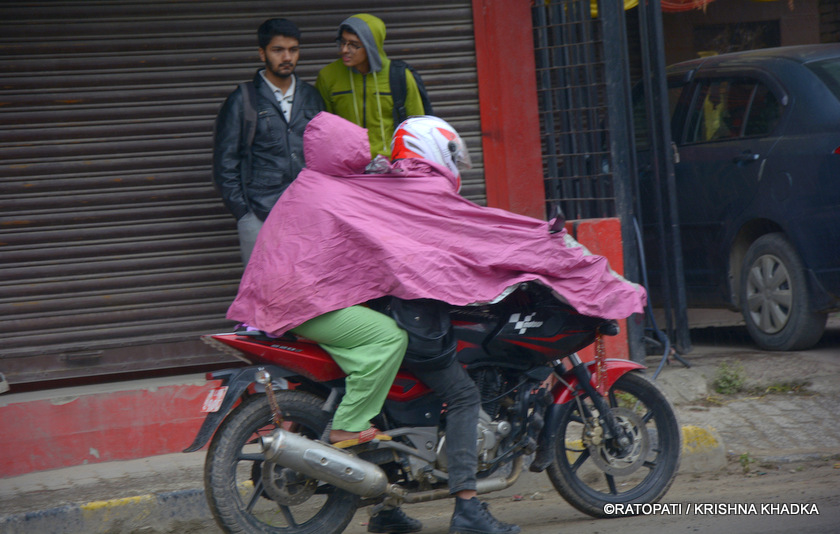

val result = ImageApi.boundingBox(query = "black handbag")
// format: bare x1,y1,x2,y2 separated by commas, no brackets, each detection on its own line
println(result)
385,297,457,372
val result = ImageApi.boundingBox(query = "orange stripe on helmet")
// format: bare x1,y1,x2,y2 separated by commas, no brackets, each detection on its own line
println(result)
436,126,457,141
391,130,423,160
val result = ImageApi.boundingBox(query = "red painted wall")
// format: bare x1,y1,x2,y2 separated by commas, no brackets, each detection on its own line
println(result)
472,0,546,219
471,2,630,360
0,378,217,478
566,218,631,361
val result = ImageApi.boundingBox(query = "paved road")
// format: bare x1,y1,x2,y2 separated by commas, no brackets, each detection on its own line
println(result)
338,459,840,534
1,317,838,533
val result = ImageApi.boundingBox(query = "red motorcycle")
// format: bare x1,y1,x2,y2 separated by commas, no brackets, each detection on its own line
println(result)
185,283,681,534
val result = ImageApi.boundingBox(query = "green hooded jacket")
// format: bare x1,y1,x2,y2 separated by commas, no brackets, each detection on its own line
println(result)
315,13,425,158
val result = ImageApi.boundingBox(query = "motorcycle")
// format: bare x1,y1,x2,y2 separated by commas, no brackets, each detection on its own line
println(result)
185,283,681,534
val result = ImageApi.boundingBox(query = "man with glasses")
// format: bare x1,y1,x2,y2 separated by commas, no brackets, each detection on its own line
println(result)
213,18,324,265
316,13,426,159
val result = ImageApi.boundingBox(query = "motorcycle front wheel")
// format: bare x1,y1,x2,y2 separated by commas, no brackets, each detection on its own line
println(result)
547,371,681,518
205,390,359,534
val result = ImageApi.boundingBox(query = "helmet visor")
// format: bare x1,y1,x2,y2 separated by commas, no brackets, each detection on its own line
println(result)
452,140,472,172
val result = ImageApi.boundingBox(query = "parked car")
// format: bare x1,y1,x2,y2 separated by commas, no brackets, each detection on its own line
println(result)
636,44,840,351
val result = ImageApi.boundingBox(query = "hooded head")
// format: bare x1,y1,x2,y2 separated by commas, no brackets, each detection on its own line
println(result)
303,112,371,176
337,13,386,73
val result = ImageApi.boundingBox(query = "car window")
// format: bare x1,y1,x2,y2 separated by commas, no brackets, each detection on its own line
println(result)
743,84,781,137
683,77,781,143
805,57,840,101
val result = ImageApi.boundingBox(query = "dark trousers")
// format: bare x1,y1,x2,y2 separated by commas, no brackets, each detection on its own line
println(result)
413,362,480,494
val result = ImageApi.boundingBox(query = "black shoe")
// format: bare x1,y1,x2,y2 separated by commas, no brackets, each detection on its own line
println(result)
449,497,521,534
367,507,423,533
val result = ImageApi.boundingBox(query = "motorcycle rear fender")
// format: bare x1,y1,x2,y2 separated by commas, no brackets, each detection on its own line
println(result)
183,364,292,453
529,359,645,473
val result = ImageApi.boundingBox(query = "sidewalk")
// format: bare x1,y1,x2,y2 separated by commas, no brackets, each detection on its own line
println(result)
2,322,839,533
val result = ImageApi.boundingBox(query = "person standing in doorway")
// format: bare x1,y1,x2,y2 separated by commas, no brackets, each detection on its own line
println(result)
316,13,425,159
213,18,324,265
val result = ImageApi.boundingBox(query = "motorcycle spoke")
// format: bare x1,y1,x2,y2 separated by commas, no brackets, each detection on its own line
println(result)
238,452,264,462
604,472,618,494
569,447,591,473
245,478,264,513
278,505,299,527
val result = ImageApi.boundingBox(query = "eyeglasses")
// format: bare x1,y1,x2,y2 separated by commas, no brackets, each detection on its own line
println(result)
335,38,362,52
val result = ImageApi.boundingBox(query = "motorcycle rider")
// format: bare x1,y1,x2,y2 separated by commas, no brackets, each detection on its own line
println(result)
230,114,520,534
353,116,523,534
382,118,521,534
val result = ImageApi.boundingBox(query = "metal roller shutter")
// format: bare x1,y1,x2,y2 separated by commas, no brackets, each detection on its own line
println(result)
0,1,482,387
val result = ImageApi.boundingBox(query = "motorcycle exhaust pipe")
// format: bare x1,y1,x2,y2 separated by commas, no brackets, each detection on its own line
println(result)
402,455,525,504
260,428,391,499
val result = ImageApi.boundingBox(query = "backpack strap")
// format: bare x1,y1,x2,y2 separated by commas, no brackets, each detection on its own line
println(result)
390,59,409,126
390,59,433,126
239,81,258,153
408,63,433,117
238,81,258,214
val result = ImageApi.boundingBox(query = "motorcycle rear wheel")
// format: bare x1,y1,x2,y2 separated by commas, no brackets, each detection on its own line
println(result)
205,391,359,534
547,371,681,518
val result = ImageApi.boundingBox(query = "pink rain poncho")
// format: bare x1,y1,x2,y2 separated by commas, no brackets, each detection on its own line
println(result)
227,112,646,335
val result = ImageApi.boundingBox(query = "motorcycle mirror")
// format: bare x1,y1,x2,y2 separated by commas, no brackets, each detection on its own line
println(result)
548,204,566,234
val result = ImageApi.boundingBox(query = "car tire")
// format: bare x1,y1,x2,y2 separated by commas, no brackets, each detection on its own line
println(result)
739,233,826,351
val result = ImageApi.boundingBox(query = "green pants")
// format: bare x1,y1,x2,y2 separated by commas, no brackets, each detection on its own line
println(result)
291,306,407,432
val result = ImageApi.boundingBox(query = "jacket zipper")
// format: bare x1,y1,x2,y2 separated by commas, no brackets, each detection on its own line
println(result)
361,74,367,128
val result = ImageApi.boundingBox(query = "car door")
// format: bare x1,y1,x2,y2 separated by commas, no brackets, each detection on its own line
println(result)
671,74,784,305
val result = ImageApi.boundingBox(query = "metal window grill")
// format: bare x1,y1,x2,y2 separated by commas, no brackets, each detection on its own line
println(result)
532,0,615,220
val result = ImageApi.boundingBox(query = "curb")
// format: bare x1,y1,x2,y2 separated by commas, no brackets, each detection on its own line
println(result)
679,424,727,474
0,489,209,534
0,424,726,533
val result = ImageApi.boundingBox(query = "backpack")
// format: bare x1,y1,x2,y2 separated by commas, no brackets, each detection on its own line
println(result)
376,297,457,372
390,59,433,125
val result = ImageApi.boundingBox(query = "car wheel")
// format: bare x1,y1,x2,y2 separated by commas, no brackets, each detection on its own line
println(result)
739,233,826,351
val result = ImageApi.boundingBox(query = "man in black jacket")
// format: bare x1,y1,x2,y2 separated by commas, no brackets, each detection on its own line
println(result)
213,18,324,264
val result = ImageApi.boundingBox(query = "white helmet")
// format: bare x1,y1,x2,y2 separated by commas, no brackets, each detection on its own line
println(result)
391,116,472,179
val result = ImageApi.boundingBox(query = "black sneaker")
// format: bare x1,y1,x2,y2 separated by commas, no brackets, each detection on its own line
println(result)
449,497,521,534
367,507,423,533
